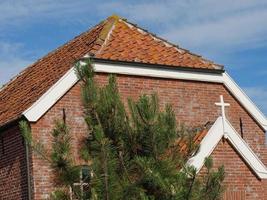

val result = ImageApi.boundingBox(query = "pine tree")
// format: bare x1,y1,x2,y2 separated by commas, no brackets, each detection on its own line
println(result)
75,59,225,200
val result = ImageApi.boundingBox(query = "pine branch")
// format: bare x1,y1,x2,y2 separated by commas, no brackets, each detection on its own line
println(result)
118,150,132,183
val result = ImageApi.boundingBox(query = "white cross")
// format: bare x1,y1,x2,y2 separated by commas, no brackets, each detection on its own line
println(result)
215,95,230,135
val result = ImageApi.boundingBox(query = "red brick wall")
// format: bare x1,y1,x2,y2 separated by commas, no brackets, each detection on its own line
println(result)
30,81,87,199
29,73,267,199
0,124,29,200
209,140,266,200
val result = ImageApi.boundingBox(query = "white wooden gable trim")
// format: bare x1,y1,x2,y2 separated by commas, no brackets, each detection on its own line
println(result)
23,62,267,130
23,67,78,122
188,116,267,179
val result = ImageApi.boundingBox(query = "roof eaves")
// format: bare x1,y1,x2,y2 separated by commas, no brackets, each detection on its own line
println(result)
90,57,225,74
0,115,22,132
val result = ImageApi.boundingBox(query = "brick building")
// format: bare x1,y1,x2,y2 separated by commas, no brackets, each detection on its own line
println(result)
0,15,267,200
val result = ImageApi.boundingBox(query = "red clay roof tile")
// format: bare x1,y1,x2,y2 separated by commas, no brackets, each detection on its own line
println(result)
0,15,223,126
164,129,208,159
176,129,208,154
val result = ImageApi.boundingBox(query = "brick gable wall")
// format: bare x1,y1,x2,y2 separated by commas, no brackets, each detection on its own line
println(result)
29,73,267,199
0,125,29,200
203,140,267,200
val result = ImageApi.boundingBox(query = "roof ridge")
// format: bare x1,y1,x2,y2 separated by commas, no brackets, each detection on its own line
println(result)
120,18,223,69
93,15,120,56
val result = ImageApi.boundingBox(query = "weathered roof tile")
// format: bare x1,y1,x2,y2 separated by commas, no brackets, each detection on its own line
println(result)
0,15,223,126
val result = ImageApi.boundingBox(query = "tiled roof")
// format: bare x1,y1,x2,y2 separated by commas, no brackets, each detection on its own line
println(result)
164,128,208,159
0,15,223,127
95,17,222,69
176,129,208,155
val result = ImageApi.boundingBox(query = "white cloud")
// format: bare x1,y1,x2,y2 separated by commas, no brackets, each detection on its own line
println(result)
0,0,266,55
162,8,267,52
101,0,267,24
0,0,98,30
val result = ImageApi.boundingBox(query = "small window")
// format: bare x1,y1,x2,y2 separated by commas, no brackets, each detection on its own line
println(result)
70,165,91,200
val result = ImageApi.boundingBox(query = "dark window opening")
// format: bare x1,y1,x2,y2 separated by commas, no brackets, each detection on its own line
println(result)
70,165,91,200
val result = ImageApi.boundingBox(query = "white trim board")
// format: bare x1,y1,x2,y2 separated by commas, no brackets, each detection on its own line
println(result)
23,67,78,122
187,117,267,179
23,62,267,130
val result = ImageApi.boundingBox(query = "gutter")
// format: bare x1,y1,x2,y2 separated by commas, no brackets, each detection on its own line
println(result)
89,57,225,75
22,118,32,200
25,136,32,200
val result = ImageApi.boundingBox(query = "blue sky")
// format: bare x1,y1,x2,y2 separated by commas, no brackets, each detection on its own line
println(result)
0,0,266,115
